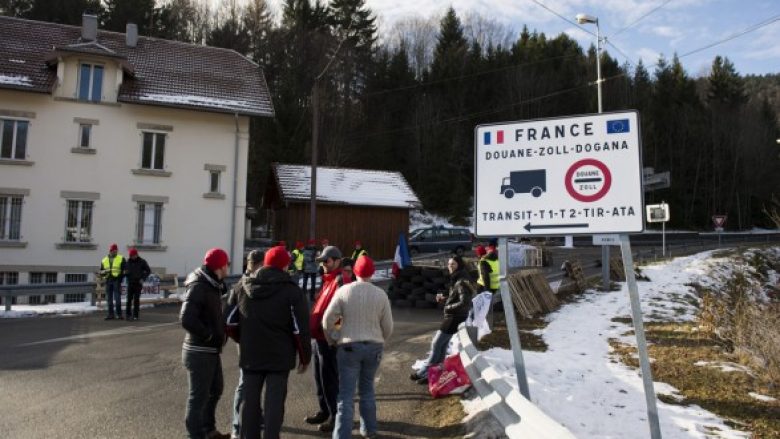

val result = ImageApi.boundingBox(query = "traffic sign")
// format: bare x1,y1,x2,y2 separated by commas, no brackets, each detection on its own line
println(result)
474,111,645,236
646,203,670,223
712,215,727,229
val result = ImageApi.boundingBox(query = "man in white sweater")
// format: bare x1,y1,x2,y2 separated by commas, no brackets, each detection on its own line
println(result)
323,256,393,439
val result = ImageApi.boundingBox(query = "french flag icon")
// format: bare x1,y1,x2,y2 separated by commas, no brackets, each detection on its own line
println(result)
483,130,504,145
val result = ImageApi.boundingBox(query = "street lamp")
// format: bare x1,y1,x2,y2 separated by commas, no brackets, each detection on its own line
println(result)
577,12,608,291
576,13,602,113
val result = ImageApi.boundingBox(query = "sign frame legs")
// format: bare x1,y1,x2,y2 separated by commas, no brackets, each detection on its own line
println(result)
619,234,662,439
602,245,610,291
498,237,531,399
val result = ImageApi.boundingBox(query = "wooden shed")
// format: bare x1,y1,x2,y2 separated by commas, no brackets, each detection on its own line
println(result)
262,163,421,260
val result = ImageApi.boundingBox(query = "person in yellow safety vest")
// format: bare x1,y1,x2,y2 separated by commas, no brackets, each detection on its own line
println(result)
99,243,126,320
350,240,368,261
476,245,500,293
290,241,305,282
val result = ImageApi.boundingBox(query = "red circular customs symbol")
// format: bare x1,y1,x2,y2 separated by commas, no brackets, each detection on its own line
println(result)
565,159,612,202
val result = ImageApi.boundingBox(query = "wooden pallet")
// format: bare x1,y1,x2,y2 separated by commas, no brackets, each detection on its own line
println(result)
562,260,587,293
506,269,559,318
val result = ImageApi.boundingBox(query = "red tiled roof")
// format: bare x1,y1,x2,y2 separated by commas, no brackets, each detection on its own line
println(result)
0,16,274,117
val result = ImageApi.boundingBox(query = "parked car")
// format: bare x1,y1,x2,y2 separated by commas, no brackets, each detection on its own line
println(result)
408,226,473,256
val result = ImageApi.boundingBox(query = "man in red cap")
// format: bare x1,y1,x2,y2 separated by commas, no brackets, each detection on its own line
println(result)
323,256,393,439
350,240,368,261
99,243,126,320
125,247,151,320
301,239,319,301
180,248,231,439
235,245,312,439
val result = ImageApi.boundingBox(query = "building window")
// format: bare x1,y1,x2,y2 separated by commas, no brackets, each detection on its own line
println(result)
141,132,165,170
29,272,57,284
0,272,18,305
78,63,103,102
0,195,23,240
79,124,92,148
65,273,88,283
65,200,93,243
209,171,220,193
64,293,86,303
0,119,29,160
136,202,163,245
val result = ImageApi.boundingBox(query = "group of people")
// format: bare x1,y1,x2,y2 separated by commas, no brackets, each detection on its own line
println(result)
179,242,392,439
98,243,151,321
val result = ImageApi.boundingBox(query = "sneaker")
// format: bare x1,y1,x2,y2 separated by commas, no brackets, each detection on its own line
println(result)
409,372,423,381
304,412,328,424
318,418,335,433
362,433,378,439
416,377,429,385
104,315,115,320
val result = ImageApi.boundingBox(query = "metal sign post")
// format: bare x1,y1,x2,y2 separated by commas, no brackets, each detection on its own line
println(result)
646,203,670,257
619,234,662,439
498,237,530,399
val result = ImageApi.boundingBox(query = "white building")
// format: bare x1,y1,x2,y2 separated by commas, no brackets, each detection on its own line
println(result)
0,15,273,301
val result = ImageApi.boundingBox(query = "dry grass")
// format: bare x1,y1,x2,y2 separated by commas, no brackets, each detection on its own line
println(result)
609,322,780,437
476,319,548,352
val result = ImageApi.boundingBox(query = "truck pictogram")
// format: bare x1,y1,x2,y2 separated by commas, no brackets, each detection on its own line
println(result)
500,170,546,199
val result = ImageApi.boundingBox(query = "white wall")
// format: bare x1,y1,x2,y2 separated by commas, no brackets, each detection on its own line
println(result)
0,89,249,279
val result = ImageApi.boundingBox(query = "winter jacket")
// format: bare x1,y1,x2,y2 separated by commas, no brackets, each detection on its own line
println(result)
440,269,474,334
125,257,151,285
180,266,226,354
310,268,349,341
302,246,318,274
235,267,312,371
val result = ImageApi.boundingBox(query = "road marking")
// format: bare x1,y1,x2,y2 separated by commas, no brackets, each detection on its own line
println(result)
17,322,178,347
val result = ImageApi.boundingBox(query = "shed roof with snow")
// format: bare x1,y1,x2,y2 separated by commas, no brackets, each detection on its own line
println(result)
271,163,420,209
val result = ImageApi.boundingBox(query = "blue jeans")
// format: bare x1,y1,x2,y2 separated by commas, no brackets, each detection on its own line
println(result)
419,331,453,379
333,342,383,439
232,368,243,437
182,351,223,439
105,278,122,317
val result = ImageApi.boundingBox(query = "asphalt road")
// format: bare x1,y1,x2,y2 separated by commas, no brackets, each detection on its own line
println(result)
0,303,453,439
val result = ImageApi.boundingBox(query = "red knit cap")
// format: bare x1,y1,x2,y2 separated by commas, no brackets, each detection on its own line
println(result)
487,244,497,253
353,255,375,278
307,239,316,246
204,248,230,271
128,248,138,257
475,245,487,257
264,246,291,270
109,243,118,252
296,241,304,249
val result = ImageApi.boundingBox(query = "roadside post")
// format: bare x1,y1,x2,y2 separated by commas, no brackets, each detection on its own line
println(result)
712,215,727,247
646,202,670,256
475,111,661,439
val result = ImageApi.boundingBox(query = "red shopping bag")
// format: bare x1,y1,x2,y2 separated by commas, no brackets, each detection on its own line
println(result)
428,353,472,398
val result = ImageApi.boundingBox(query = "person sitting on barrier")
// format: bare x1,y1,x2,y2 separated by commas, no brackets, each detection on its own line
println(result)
409,256,474,384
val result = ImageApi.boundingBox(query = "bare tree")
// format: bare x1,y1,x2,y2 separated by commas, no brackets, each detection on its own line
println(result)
462,11,514,53
389,15,438,79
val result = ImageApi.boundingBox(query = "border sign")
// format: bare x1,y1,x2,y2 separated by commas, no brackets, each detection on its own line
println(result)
474,111,644,237
712,215,727,230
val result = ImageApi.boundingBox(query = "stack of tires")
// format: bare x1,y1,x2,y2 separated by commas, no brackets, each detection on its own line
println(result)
388,265,449,308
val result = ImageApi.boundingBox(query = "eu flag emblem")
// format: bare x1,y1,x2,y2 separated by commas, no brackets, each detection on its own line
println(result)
606,119,630,134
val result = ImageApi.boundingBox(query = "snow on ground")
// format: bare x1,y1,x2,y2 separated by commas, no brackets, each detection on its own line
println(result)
0,296,162,319
748,393,777,403
410,209,471,232
465,250,757,438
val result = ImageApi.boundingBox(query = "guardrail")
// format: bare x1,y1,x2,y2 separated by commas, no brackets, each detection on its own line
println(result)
0,282,97,312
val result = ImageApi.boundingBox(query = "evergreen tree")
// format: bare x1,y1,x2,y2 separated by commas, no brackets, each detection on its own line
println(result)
25,0,101,24
207,1,251,55
102,0,155,34
708,56,746,106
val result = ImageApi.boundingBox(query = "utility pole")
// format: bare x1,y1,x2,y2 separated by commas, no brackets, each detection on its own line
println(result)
309,81,320,241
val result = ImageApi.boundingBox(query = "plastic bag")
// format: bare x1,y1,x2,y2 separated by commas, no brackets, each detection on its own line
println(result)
428,353,472,398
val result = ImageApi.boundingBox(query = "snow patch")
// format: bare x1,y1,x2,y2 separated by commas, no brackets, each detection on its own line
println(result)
693,361,755,376
137,93,256,110
8,59,26,64
748,392,776,402
0,74,33,87
0,302,97,318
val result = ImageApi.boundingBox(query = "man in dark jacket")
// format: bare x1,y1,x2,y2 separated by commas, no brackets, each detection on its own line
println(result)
180,248,231,439
125,248,151,321
237,246,311,439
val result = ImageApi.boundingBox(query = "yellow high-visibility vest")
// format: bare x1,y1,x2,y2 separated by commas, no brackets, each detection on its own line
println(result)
101,255,124,278
477,257,500,290
351,248,367,260
292,249,304,271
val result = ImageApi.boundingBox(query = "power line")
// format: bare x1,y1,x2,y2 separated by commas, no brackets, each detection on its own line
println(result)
679,13,780,58
347,73,628,141
612,0,674,37
528,0,597,38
